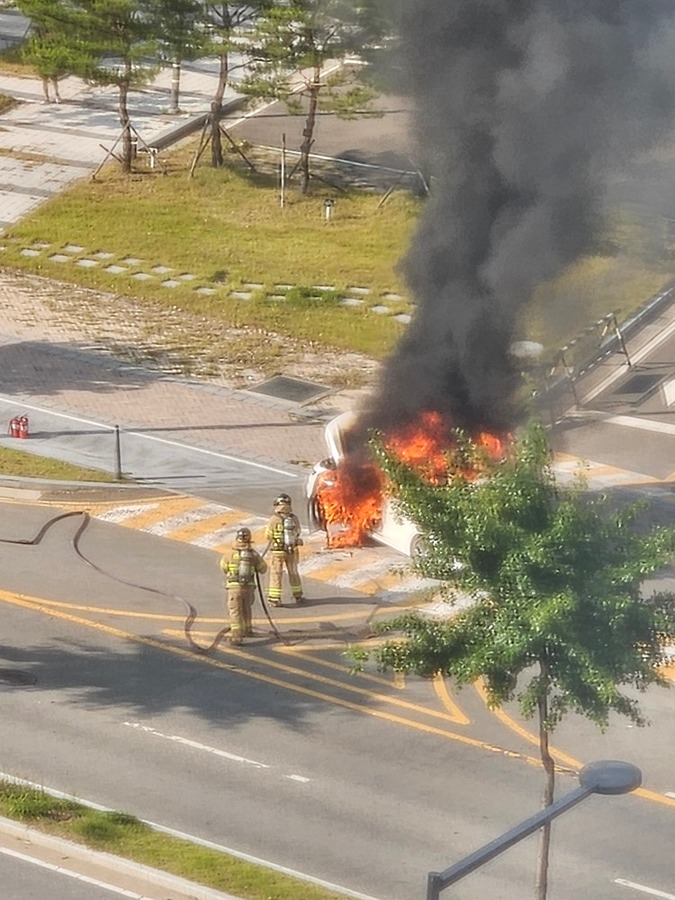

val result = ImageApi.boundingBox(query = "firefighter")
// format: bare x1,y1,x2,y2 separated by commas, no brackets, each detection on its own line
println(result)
265,492,304,606
220,527,267,646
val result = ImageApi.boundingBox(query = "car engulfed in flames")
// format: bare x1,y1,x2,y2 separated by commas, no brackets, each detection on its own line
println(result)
306,410,506,558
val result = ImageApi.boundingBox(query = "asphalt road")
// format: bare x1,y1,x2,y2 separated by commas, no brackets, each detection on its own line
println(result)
1,500,674,899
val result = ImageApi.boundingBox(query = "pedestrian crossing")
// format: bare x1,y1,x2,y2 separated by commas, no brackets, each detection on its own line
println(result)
81,495,437,602
551,453,659,488
55,453,664,604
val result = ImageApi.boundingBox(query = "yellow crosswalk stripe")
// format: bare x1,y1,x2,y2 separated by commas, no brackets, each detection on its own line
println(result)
110,496,206,530
166,511,260,543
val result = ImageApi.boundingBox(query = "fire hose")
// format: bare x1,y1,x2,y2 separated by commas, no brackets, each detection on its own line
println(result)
0,510,287,654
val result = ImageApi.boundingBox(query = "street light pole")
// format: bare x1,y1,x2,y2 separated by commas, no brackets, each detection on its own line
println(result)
426,760,642,900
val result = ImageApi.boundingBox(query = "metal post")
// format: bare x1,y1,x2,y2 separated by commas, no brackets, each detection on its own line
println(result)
425,760,641,899
611,314,632,367
113,424,122,481
280,133,287,208
169,58,181,114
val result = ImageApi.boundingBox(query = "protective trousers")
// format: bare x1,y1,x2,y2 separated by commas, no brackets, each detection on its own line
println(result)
268,549,303,603
227,583,254,642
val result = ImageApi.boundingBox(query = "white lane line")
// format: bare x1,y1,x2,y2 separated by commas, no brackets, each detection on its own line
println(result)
615,879,675,898
604,414,675,437
124,721,269,769
0,846,145,897
123,722,311,783
0,395,299,478
665,791,675,799
0,772,379,900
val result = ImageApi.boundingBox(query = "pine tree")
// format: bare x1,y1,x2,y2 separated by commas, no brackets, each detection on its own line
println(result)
243,0,385,192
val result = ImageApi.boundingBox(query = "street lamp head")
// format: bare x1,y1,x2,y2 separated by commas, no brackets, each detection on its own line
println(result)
578,760,642,795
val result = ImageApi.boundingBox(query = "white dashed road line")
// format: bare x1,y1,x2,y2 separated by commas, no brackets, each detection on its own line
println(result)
615,879,675,898
123,722,311,783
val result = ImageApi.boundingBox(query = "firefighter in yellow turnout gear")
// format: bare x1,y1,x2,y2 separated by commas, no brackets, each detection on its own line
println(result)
220,527,267,645
265,493,304,606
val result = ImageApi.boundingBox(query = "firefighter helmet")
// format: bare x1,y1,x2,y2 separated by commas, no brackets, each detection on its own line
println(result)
273,493,292,508
235,527,252,546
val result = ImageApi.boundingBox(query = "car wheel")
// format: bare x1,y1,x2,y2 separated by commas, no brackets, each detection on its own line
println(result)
308,495,327,532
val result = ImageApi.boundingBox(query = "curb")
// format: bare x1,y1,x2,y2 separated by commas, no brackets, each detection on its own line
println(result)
0,773,383,900
0,816,240,900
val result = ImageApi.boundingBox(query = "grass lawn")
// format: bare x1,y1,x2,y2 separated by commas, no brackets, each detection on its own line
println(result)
1,145,418,358
0,445,117,481
0,780,347,900
2,140,673,361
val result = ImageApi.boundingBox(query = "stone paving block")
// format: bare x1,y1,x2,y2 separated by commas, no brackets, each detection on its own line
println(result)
65,244,84,253
32,241,51,249
94,251,114,259
313,284,336,292
370,305,391,315
242,282,263,290
123,257,142,265
20,248,41,257
152,265,173,274
394,313,412,324
105,265,128,274
347,286,370,295
178,273,196,281
48,254,70,263
274,284,293,291
76,258,98,268
132,272,153,281
194,287,215,295
340,297,365,307
231,291,253,300
267,294,286,301
382,292,403,302
161,279,180,288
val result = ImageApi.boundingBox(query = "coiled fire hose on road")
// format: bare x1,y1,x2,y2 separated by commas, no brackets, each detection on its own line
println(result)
0,509,288,654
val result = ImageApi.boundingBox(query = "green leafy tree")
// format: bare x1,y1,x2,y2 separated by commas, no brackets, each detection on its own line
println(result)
18,0,159,173
362,423,675,899
243,0,385,193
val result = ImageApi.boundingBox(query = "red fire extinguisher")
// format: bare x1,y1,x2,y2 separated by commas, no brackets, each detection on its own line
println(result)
8,416,21,438
18,415,29,439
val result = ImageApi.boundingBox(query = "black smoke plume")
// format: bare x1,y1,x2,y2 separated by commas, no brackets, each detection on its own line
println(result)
357,0,675,443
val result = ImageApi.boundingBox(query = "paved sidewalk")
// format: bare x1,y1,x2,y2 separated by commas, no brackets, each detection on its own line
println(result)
0,54,242,230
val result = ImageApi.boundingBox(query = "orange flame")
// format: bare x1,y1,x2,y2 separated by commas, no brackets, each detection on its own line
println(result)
315,412,508,549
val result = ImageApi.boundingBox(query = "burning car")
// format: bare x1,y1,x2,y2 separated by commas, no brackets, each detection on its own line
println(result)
306,409,508,558
306,410,430,558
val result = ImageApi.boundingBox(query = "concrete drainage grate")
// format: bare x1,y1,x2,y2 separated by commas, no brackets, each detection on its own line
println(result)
246,375,332,405
613,373,662,395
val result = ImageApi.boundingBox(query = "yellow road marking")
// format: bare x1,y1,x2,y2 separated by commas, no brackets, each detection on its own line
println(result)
274,643,398,689
2,583,672,810
659,662,675,681
433,675,470,725
107,496,206,530
163,511,254,543
473,679,675,810
0,587,544,765
23,595,386,627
